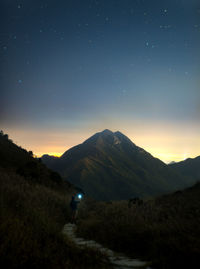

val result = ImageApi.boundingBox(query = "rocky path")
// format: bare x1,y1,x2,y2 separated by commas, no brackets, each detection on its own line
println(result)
62,223,151,269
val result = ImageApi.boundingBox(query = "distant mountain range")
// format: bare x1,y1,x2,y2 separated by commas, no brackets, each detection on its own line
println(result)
169,156,200,182
42,129,198,200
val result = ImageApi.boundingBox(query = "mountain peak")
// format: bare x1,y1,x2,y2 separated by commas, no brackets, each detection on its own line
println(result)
82,129,124,148
83,129,137,149
101,129,113,135
42,129,196,201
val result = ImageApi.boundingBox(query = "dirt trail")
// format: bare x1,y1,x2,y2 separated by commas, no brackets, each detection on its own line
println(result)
62,223,152,269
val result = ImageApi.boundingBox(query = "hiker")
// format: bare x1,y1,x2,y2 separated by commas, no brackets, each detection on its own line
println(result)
70,194,81,224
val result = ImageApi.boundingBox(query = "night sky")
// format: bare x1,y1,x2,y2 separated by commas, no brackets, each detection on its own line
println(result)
1,0,200,163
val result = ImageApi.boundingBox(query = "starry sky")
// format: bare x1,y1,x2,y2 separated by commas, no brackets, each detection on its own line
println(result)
1,0,200,163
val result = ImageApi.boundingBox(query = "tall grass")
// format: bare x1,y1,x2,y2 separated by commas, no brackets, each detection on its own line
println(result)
0,168,110,269
77,184,200,268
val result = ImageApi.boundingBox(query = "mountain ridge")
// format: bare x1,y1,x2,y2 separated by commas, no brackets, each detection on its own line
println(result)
169,155,200,182
42,129,196,200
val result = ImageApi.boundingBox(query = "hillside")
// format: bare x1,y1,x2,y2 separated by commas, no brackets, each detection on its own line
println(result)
77,182,200,269
169,156,200,182
0,131,110,269
42,129,195,200
0,130,72,189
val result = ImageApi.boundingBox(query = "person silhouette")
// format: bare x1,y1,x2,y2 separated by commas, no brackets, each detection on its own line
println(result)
70,195,80,224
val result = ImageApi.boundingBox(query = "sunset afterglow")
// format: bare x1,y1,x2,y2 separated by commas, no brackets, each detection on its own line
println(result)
2,118,199,163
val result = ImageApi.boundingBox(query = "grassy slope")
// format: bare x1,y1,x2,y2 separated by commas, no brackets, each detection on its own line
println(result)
47,130,193,201
0,132,110,269
77,183,200,269
63,146,192,200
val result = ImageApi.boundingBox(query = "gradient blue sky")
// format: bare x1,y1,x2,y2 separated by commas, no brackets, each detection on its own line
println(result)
1,0,200,162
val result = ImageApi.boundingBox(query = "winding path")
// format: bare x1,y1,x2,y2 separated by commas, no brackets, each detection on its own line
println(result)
62,223,151,269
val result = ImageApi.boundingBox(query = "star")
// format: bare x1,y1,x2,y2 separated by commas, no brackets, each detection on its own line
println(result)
18,79,22,84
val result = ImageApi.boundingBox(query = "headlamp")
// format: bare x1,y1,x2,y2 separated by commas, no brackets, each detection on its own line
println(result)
78,194,82,199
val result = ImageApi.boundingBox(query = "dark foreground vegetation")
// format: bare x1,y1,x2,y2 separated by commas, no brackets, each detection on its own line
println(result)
0,131,110,269
77,183,200,269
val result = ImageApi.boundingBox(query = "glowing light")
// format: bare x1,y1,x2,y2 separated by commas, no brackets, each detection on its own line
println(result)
78,194,82,199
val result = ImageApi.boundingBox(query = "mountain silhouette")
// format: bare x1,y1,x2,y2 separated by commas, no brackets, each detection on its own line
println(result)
42,129,195,200
169,156,200,182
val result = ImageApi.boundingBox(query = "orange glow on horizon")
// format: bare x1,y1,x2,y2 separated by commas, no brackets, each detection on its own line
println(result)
2,120,200,164
35,152,63,158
